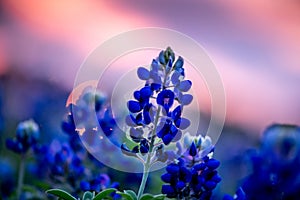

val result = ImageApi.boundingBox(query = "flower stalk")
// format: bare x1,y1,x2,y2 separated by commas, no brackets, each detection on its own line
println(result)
17,153,26,200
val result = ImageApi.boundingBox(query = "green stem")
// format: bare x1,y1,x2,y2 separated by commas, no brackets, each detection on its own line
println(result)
17,153,26,200
137,162,150,199
137,63,170,199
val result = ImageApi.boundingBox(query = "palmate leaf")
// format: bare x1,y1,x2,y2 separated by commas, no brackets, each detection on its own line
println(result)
46,189,77,200
93,188,116,200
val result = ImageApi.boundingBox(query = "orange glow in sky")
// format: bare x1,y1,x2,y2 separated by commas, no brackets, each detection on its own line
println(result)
1,1,300,134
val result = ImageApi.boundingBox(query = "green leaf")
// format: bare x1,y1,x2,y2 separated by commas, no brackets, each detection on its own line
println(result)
94,188,116,200
46,189,77,200
140,193,154,200
153,194,165,200
116,191,134,200
83,191,94,200
124,190,137,200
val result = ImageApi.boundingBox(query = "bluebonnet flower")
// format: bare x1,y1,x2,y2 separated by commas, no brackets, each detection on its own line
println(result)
61,107,84,152
46,141,85,181
123,47,192,158
98,108,117,137
80,174,119,192
62,89,118,151
239,124,300,200
6,119,39,154
161,134,221,199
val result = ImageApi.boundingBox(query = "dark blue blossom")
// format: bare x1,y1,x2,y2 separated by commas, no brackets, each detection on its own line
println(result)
157,89,174,113
6,120,39,154
98,108,117,137
239,124,300,200
80,174,112,192
123,47,193,164
157,119,178,145
161,135,221,199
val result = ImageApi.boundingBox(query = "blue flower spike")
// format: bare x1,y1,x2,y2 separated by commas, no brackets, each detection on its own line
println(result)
161,134,221,199
120,47,199,200
123,47,193,159
6,119,40,154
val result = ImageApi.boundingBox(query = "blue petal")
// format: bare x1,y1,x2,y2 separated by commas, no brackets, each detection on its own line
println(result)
162,185,175,195
80,181,90,191
143,104,152,124
166,163,180,174
157,124,165,138
171,71,181,85
133,91,140,100
189,142,197,156
170,124,178,137
163,134,173,145
151,83,161,91
149,71,162,85
173,87,182,100
193,163,206,171
127,101,141,113
157,90,175,107
161,173,173,183
178,80,192,92
180,94,193,105
204,181,217,190
211,174,222,183
206,159,220,169
140,139,149,154
140,145,149,154
135,113,143,125
172,105,182,120
166,58,173,73
129,128,143,137
193,183,202,194
129,128,143,142
178,118,190,130
151,59,159,71
140,86,152,100
172,130,182,142
125,115,135,126
174,56,184,70
176,181,185,190
159,50,166,65
137,67,150,80
180,166,192,183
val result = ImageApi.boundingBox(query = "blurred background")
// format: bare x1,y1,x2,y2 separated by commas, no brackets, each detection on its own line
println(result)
0,0,300,198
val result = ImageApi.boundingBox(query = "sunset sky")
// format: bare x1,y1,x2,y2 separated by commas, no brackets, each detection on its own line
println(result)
1,0,299,135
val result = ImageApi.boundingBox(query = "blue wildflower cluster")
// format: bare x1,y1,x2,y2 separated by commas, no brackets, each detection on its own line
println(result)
4,46,300,200
122,47,192,157
241,124,300,199
6,120,39,154
161,135,221,199
3,89,122,199
62,89,117,151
